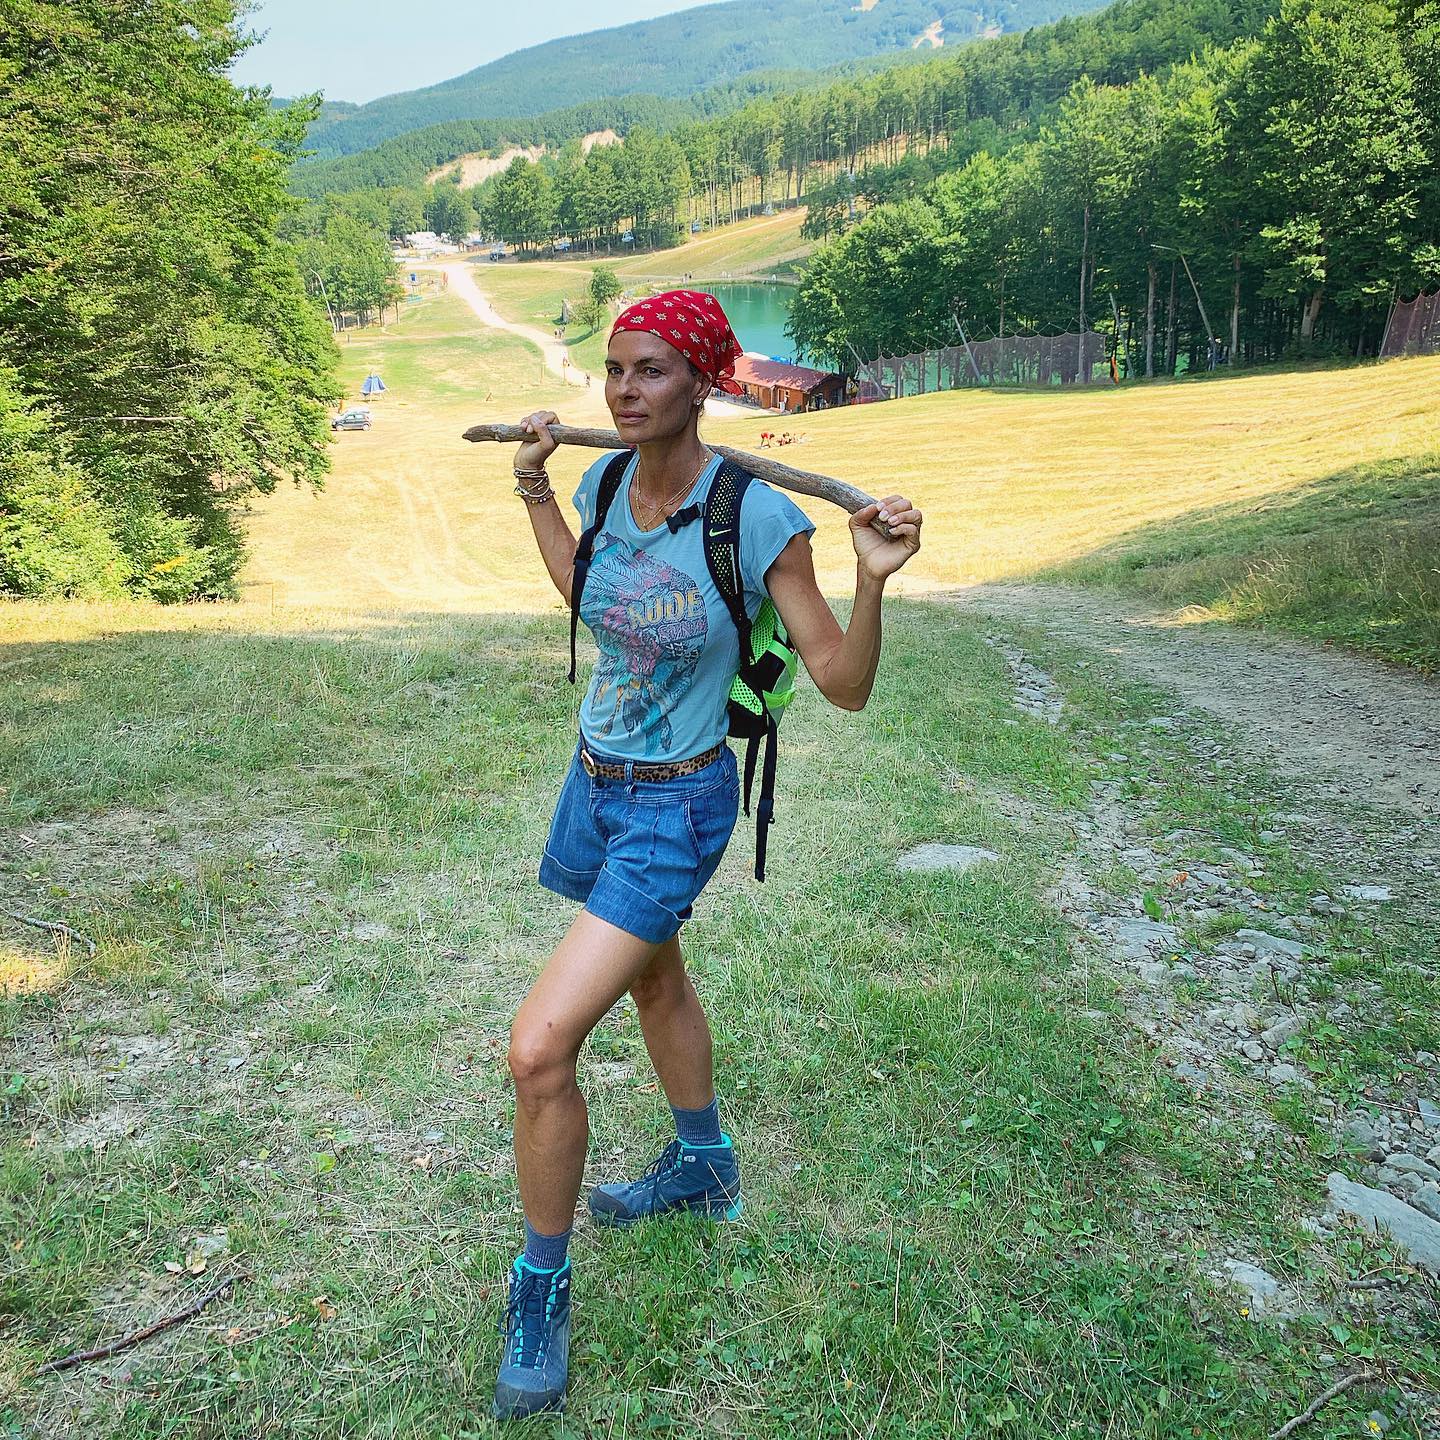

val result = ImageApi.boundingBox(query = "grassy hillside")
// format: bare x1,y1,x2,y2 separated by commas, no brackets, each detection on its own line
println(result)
245,256,1440,671
1047,450,1440,672
476,210,813,375
5,586,1436,1435
303,0,1110,161
5,196,1438,1440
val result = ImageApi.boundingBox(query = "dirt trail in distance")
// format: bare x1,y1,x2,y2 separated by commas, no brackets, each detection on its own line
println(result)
439,262,591,388
941,583,1440,820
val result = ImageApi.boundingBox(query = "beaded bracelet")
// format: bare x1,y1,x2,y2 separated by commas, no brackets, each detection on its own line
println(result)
513,480,555,505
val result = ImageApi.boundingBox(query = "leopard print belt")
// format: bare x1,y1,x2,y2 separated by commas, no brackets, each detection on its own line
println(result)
579,741,725,782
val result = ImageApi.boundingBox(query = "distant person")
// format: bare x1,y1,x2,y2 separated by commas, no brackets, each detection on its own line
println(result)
493,289,923,1419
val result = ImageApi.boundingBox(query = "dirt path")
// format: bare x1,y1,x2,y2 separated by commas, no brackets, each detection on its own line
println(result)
943,583,1440,820
440,261,590,389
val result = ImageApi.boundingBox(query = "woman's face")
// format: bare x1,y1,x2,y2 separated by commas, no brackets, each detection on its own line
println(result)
604,330,709,445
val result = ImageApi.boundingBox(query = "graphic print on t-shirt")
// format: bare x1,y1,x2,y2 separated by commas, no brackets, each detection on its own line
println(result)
582,531,708,755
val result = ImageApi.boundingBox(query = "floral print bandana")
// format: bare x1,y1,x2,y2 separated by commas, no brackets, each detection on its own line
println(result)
610,289,745,394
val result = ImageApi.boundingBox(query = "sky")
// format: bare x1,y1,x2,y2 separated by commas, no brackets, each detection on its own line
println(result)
230,1,704,104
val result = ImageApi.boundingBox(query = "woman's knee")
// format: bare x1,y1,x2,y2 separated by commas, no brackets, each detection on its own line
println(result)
508,1018,578,1102
630,954,690,1015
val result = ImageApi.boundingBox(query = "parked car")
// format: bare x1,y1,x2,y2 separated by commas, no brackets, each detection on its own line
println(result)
331,407,372,431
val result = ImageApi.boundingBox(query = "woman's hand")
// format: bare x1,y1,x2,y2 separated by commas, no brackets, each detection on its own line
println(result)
515,410,560,472
850,495,922,582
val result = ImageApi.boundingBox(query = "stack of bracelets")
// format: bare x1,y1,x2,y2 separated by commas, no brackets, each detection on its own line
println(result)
513,466,554,506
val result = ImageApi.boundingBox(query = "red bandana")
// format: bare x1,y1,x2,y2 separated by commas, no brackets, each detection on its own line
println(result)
610,289,745,394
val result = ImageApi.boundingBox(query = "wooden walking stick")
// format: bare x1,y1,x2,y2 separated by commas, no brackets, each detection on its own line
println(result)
462,422,895,537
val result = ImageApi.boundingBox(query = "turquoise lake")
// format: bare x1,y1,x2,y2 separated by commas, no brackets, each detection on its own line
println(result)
704,283,800,363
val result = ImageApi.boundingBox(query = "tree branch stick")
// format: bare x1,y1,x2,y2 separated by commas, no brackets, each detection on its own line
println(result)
1269,1370,1382,1440
5,911,96,958
462,422,894,536
35,1274,245,1375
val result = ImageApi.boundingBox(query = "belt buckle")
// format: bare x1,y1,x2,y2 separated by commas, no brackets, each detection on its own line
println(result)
579,747,598,778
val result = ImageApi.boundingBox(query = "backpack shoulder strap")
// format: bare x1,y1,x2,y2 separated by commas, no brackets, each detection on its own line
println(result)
701,457,756,663
702,459,782,883
569,449,633,683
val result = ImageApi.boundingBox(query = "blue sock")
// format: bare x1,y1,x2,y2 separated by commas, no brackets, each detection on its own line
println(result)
672,1097,723,1148
522,1218,571,1273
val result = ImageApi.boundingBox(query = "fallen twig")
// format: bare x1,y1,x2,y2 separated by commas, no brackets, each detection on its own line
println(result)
5,911,96,958
1269,1369,1383,1440
35,1274,245,1376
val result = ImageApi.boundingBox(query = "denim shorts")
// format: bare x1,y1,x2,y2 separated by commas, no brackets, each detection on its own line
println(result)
538,739,741,944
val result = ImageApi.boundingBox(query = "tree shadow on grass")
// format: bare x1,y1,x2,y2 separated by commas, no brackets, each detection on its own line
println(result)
1047,452,1440,671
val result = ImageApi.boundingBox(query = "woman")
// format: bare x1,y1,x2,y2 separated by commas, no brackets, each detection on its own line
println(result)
494,290,922,1419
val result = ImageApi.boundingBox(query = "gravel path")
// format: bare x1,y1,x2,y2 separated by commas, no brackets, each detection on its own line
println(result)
440,261,764,419
941,583,1440,819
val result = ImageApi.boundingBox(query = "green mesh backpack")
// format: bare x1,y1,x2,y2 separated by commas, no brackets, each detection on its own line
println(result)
569,452,799,881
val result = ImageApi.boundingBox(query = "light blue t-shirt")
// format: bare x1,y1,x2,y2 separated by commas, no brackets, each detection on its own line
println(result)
572,449,816,761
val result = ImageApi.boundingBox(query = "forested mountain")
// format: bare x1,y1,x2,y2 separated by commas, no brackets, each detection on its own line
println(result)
789,0,1439,370
301,0,1112,161
295,0,1272,199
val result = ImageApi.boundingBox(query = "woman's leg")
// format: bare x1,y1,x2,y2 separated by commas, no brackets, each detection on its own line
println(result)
585,932,737,1226
629,934,716,1110
508,910,663,1233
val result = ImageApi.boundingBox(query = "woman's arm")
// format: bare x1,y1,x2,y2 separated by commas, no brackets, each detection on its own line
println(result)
512,410,579,604
765,494,922,712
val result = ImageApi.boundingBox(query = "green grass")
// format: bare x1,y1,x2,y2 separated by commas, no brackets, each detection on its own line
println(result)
337,290,560,401
1048,451,1440,671
1,598,1434,1436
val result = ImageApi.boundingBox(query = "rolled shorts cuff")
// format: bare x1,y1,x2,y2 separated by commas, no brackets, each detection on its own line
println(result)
584,866,685,944
537,848,601,903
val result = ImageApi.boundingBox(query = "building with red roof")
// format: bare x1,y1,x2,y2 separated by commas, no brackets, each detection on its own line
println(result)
731,353,847,413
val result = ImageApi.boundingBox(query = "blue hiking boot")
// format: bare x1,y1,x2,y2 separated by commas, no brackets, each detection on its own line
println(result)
493,1258,571,1420
588,1135,742,1226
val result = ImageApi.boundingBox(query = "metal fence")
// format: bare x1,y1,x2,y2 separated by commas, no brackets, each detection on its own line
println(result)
855,331,1111,399
1381,290,1440,358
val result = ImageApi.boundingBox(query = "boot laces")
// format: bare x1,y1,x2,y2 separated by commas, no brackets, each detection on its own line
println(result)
639,1139,685,1214
501,1267,557,1368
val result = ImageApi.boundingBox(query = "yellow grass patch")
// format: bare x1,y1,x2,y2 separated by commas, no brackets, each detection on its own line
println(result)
242,271,1440,619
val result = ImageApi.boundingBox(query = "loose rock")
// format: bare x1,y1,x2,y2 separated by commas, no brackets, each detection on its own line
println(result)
1326,1172,1440,1271
1235,929,1305,960
1386,1153,1440,1182
1102,917,1181,962
1218,1259,1283,1317
897,844,1002,874
1341,883,1393,902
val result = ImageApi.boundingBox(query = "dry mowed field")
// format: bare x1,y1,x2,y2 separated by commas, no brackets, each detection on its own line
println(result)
243,284,1440,623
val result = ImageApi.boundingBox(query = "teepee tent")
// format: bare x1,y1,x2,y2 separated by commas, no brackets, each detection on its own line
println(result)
361,373,387,398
